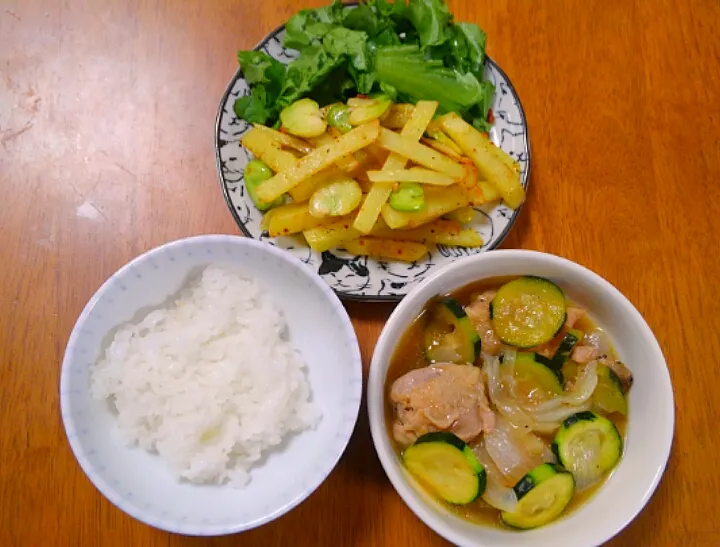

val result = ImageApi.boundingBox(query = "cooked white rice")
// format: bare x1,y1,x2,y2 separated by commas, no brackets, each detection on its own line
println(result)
91,265,320,487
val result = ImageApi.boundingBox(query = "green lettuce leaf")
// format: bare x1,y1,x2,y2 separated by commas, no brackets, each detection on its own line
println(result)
323,27,369,71
407,0,451,48
284,0,344,50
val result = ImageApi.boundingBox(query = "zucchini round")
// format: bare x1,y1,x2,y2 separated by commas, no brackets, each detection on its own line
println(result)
490,276,567,348
552,329,584,367
424,298,481,365
403,432,486,505
501,463,575,529
553,411,623,489
591,365,628,416
513,352,563,398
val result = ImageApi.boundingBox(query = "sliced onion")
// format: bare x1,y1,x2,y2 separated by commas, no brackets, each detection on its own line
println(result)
584,328,613,354
530,401,592,425
483,355,533,428
473,442,518,513
484,417,549,485
501,348,518,367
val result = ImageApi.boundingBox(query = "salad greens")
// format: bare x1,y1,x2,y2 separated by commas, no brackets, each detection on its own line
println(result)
234,0,495,132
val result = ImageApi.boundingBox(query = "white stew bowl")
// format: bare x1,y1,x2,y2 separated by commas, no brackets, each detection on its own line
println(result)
368,250,674,547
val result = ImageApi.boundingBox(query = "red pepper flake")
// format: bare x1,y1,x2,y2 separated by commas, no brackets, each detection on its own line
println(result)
283,228,289,234
279,127,288,134
488,109,495,124
357,94,369,99
398,250,403,255
343,224,349,229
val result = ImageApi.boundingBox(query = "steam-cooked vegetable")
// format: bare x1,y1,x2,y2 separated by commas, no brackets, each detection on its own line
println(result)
424,298,481,365
591,365,628,416
490,277,567,348
500,464,575,529
473,442,519,513
403,432,486,505
553,411,623,490
553,329,584,367
386,275,633,532
484,416,556,485
513,352,563,399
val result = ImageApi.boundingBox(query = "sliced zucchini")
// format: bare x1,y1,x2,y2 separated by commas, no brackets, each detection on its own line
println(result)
553,411,623,489
552,329,584,367
403,432,486,505
501,463,575,529
591,365,628,416
424,298,481,365
513,352,563,398
490,277,567,348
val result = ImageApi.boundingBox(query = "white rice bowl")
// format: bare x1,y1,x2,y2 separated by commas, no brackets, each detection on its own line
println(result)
91,265,320,487
60,235,362,536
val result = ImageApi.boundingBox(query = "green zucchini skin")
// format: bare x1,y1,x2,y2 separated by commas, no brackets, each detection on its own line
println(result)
552,329,584,367
534,353,564,384
513,463,568,499
415,431,466,451
513,352,564,392
424,298,481,364
591,365,628,415
552,411,623,486
490,276,567,348
501,463,575,529
403,432,487,505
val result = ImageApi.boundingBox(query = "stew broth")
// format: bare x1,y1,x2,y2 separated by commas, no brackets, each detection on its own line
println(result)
385,276,627,529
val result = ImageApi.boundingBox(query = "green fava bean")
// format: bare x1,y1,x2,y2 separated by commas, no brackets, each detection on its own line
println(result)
244,159,284,211
389,183,426,212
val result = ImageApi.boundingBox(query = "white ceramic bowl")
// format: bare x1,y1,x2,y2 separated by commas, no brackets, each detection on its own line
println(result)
368,250,674,547
60,235,362,536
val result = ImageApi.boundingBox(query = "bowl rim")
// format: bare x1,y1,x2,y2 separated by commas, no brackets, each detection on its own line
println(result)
59,234,363,536
367,249,675,547
212,8,532,303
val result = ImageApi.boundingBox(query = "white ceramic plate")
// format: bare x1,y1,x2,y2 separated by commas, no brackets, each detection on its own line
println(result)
368,250,675,547
60,235,362,536
215,20,531,302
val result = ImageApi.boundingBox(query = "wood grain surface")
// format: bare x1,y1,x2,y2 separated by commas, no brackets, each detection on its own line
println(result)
1,0,719,545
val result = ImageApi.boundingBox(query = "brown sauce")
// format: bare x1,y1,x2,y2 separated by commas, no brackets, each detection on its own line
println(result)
385,276,628,529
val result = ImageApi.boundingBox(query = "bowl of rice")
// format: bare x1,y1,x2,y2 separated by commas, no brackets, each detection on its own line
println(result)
60,235,362,536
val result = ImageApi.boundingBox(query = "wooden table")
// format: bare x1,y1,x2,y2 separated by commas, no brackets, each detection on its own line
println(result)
2,0,719,545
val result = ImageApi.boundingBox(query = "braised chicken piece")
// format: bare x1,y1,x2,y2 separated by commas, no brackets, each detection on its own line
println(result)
464,290,503,356
390,363,495,446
